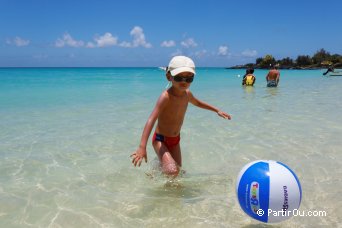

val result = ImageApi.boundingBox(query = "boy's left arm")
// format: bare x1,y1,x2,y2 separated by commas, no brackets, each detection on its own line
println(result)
188,91,231,120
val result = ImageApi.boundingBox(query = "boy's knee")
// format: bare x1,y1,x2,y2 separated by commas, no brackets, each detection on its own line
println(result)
163,163,180,177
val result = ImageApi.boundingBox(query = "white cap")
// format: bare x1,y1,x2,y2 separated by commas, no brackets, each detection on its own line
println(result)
167,56,196,76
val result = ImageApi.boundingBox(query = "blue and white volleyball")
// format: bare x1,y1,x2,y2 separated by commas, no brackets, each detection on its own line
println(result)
236,160,302,223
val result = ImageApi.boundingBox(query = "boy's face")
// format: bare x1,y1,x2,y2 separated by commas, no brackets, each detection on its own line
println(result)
170,71,194,90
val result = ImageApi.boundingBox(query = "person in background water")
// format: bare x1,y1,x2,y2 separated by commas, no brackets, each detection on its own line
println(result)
323,65,334,75
242,68,256,86
266,64,280,87
131,56,231,178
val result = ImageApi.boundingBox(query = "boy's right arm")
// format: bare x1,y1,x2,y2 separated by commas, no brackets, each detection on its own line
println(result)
131,92,168,167
276,71,280,83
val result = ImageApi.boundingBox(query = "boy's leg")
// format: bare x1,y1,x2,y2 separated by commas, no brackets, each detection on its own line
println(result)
152,141,180,177
170,143,182,167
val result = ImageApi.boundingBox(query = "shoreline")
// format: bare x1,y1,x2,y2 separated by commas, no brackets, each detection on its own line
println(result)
226,66,338,70
227,62,342,70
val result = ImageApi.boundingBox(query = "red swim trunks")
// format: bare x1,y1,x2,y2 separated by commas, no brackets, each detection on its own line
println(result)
152,132,180,150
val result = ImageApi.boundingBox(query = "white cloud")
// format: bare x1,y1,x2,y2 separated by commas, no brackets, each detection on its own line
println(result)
120,26,152,48
195,50,207,58
171,49,183,56
55,33,84,47
55,32,117,48
218,46,228,56
131,26,152,48
119,41,131,48
161,40,176,47
94,32,118,47
56,27,151,49
86,42,96,48
85,33,118,48
181,38,197,48
242,49,258,57
6,37,30,47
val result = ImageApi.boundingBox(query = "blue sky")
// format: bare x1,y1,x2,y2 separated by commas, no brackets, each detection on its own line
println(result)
1,0,341,67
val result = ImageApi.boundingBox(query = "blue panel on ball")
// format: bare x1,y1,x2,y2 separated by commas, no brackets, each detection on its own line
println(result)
237,161,270,222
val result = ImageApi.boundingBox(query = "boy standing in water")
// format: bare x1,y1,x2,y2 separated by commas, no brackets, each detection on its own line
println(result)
266,64,280,87
131,56,231,177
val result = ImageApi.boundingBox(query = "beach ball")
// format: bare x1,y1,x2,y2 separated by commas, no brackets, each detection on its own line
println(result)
236,160,302,223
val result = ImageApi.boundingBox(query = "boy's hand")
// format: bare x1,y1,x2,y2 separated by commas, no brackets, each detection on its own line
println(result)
130,147,147,167
218,110,231,120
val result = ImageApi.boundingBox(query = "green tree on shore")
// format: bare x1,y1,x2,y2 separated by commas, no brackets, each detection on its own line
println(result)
312,49,331,64
330,54,342,64
258,55,276,68
296,55,312,66
232,48,342,69
278,57,294,67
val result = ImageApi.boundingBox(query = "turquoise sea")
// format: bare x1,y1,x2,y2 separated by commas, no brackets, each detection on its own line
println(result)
0,68,341,227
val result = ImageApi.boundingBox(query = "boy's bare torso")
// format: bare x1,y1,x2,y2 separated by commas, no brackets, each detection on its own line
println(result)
267,70,279,81
155,89,189,136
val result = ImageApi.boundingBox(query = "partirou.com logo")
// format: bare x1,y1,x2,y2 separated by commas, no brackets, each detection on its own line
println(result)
255,209,327,217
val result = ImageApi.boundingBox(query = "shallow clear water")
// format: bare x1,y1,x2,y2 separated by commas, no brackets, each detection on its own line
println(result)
0,68,341,227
